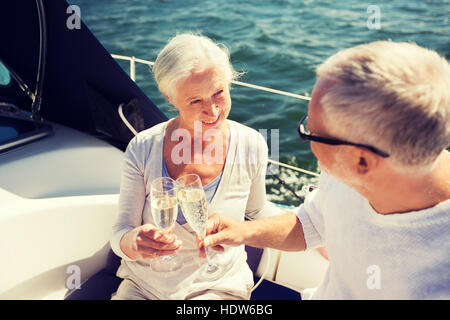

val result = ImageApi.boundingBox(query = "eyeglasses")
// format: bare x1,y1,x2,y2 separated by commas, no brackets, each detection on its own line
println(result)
297,115,390,158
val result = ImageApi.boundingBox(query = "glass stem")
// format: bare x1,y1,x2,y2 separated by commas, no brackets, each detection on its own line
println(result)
204,244,218,273
204,247,212,265
200,232,218,273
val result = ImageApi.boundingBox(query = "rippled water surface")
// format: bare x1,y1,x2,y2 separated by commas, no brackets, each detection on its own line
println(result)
69,0,450,205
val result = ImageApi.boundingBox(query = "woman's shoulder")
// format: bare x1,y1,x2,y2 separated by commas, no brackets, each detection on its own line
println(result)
123,121,168,169
129,121,167,145
124,120,168,158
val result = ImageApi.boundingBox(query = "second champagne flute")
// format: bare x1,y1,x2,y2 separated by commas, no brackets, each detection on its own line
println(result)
176,173,222,279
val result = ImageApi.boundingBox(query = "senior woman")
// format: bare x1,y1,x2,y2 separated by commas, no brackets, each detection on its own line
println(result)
110,33,280,300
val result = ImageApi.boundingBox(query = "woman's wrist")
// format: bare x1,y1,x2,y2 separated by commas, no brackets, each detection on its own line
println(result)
120,229,138,260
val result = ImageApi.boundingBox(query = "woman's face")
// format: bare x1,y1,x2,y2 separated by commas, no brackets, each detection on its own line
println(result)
168,66,231,132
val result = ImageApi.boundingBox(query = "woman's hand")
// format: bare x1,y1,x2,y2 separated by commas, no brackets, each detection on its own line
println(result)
120,224,182,260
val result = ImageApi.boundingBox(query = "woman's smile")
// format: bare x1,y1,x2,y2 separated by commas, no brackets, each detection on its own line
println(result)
201,114,221,127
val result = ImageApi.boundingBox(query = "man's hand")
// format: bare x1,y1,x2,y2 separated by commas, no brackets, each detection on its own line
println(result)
197,211,306,256
196,214,245,258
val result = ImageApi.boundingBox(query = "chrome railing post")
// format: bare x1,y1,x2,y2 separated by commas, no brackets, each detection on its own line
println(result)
130,56,136,82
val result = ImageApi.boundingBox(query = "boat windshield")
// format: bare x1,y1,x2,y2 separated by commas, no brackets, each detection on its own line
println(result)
0,61,10,86
0,57,52,153
0,110,52,153
0,115,35,143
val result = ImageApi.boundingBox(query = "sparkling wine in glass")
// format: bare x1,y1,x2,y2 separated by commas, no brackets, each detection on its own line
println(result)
176,174,222,278
149,177,183,274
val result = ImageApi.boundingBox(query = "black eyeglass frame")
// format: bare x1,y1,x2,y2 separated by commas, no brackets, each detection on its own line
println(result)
297,115,390,158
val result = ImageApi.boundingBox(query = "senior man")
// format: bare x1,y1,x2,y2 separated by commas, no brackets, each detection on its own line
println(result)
202,41,450,299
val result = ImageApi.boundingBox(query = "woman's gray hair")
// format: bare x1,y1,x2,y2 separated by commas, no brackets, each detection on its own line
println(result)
152,33,239,99
316,41,450,168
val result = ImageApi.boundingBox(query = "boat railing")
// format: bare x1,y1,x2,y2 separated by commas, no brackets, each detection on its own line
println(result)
112,54,319,178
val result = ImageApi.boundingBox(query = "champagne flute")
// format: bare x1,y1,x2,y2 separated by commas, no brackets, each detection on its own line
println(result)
149,177,183,274
176,173,222,278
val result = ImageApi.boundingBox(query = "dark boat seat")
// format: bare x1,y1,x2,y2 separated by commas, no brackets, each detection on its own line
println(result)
65,246,301,300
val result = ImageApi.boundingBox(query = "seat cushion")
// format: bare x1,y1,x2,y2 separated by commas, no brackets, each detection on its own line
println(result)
250,276,301,300
245,245,263,275
105,248,122,275
65,270,122,300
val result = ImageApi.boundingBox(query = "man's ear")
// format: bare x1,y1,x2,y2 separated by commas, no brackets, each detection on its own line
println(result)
356,149,378,175
357,156,369,174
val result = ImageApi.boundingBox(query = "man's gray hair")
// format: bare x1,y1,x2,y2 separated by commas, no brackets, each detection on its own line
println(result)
316,41,450,167
152,33,239,99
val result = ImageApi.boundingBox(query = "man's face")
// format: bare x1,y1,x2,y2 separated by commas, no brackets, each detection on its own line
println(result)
306,79,339,174
306,78,385,192
306,78,369,188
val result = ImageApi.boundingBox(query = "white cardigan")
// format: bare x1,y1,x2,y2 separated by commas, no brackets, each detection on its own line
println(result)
110,119,281,300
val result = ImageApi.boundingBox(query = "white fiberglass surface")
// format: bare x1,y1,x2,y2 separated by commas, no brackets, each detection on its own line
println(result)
0,122,123,199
